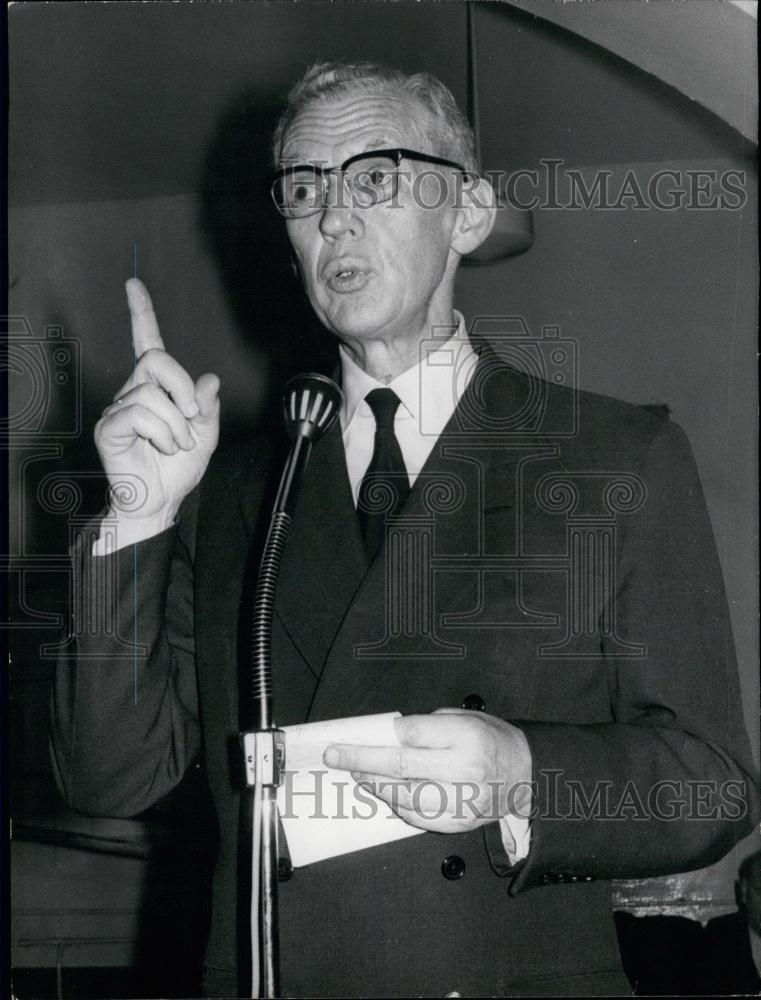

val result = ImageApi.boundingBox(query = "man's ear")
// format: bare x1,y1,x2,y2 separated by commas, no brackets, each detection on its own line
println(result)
450,174,497,256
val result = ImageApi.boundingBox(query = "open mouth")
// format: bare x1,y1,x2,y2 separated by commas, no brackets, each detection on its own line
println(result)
325,263,372,293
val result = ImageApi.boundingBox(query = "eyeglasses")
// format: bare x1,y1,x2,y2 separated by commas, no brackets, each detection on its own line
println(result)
270,147,469,219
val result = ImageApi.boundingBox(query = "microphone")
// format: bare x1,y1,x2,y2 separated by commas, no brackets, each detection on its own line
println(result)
282,371,342,442
243,372,342,999
251,371,342,725
274,373,342,515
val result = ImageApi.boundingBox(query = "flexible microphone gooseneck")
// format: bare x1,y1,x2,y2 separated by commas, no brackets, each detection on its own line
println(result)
243,372,342,1000
250,373,342,730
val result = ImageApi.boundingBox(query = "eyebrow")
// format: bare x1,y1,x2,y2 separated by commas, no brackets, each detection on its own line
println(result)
362,135,393,152
280,135,402,168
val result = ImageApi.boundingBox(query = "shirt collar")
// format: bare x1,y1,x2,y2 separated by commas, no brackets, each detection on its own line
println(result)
339,310,474,431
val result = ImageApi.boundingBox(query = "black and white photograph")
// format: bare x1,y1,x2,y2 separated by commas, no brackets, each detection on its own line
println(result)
7,1,760,997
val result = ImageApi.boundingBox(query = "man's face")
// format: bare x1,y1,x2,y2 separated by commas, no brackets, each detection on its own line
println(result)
280,91,461,347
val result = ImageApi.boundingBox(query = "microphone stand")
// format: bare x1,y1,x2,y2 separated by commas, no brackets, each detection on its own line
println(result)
240,374,341,999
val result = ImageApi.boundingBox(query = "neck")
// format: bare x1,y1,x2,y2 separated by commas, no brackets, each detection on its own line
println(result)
339,311,459,383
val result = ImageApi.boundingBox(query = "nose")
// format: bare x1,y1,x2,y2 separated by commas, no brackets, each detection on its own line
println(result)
318,173,365,240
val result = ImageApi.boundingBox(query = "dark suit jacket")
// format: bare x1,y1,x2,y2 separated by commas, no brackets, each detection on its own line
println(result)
51,345,758,997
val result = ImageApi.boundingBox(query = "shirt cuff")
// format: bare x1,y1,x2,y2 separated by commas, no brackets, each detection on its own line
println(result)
91,510,177,555
499,812,531,863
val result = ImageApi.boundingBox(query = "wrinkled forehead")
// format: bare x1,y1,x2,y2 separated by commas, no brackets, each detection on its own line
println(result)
279,90,429,166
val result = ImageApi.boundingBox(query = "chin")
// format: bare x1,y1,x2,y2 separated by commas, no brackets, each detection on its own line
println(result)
322,302,395,343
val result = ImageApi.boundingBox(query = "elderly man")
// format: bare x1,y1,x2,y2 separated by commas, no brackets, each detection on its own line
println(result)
51,62,757,998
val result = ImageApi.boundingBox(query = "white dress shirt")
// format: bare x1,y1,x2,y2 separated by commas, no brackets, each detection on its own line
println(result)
340,312,530,863
340,311,477,501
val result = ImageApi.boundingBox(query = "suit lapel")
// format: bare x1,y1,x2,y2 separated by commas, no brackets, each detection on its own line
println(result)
388,342,564,560
307,344,564,717
253,420,370,678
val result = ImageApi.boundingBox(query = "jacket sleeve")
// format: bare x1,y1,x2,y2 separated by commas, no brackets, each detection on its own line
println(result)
49,493,201,818
493,419,759,889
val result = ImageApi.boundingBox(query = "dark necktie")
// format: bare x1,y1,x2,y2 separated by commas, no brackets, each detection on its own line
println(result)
357,388,410,559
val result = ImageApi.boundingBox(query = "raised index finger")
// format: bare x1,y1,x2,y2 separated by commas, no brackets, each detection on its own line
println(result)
126,278,165,359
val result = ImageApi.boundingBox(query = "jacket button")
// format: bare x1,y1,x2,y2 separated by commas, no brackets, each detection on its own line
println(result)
461,693,485,712
441,855,466,881
277,858,293,882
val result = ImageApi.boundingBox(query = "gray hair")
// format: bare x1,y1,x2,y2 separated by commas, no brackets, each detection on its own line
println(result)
272,61,479,173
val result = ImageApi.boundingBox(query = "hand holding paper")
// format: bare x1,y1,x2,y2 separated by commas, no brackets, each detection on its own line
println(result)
324,708,532,835
276,712,424,868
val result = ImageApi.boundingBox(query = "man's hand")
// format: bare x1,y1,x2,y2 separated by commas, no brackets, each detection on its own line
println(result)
324,709,533,834
95,279,220,529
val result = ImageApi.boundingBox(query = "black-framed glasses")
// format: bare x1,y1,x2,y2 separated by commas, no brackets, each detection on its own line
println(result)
270,147,469,219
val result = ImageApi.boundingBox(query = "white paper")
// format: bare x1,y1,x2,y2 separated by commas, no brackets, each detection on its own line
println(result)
276,711,424,867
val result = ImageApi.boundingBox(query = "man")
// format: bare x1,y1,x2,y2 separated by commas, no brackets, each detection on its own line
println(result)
51,62,757,997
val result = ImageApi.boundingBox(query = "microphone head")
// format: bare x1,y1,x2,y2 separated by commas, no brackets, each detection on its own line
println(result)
282,373,343,443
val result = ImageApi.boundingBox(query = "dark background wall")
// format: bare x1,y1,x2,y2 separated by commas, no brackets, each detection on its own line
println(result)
8,0,758,981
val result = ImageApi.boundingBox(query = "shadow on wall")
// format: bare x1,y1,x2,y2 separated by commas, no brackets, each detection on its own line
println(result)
198,87,339,428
